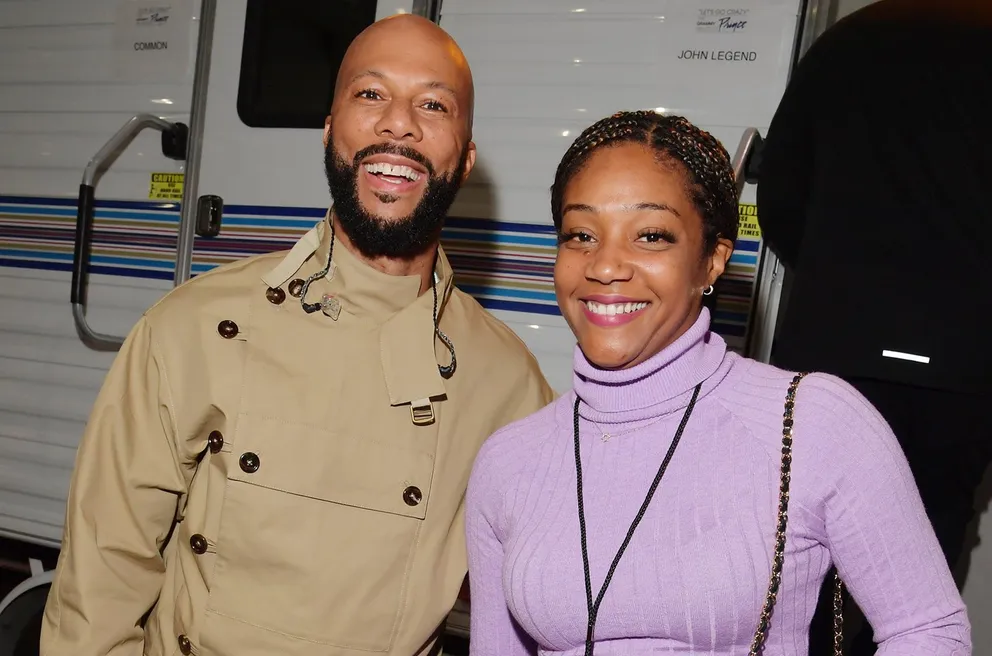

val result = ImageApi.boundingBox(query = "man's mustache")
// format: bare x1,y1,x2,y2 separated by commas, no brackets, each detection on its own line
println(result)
351,142,436,178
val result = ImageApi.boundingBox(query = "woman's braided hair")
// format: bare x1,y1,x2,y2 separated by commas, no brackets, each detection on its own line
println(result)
551,110,739,251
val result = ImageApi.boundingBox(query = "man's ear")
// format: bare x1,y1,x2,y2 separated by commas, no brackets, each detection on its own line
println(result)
322,114,332,148
460,141,477,184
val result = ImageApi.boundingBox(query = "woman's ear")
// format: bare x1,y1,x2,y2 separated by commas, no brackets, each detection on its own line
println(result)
705,237,735,288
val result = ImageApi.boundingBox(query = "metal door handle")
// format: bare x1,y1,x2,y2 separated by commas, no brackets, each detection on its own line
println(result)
731,127,764,198
71,114,188,350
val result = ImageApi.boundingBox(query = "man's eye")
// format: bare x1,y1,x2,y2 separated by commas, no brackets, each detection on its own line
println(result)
423,100,448,112
355,89,382,100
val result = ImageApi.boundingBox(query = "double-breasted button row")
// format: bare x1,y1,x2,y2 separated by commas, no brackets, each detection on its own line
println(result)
239,451,260,473
217,320,238,339
189,533,208,555
288,278,305,298
207,430,224,454
261,279,305,306
403,486,423,507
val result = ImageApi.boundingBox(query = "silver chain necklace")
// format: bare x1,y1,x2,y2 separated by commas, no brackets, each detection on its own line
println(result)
586,414,667,442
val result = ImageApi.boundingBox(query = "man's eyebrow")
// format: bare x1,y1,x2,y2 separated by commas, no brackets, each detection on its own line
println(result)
348,69,385,85
347,70,458,96
424,80,458,95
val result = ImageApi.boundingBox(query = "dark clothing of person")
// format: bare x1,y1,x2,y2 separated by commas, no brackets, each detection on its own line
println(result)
758,0,992,397
757,1,992,653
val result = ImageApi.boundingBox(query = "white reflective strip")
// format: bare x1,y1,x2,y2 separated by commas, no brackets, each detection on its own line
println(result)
882,350,931,364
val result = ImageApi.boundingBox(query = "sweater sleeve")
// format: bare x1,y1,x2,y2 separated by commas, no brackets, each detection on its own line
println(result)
465,438,537,656
797,375,971,655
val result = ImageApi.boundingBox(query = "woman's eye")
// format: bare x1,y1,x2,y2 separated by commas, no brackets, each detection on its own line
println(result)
638,230,676,244
558,231,594,245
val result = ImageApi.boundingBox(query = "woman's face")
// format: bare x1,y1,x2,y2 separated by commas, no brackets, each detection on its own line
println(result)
554,142,733,370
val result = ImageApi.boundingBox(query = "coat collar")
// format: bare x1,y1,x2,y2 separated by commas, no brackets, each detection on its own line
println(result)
260,212,455,409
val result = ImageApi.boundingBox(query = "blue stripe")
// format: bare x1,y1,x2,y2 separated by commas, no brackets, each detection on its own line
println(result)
218,216,318,229
458,284,557,302
0,249,177,270
0,249,72,261
0,205,180,222
479,298,562,316
0,195,181,211
443,230,557,247
446,217,556,234
0,258,175,281
729,252,758,265
223,204,327,218
1,196,763,249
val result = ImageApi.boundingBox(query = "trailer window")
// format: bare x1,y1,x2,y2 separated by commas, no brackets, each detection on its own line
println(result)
237,0,379,129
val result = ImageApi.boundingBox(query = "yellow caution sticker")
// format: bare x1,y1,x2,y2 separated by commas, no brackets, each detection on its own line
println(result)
149,172,184,200
737,203,761,240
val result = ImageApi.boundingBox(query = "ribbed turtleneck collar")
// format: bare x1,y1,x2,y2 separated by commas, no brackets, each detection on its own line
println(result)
573,307,729,424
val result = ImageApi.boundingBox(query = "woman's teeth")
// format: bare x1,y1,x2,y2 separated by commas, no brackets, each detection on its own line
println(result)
584,301,649,316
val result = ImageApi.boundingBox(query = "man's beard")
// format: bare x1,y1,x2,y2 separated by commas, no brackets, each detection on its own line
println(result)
324,139,467,260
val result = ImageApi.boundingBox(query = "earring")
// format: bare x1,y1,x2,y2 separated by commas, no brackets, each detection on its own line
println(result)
702,285,714,296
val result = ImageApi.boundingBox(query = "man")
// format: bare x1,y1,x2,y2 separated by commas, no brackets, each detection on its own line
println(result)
41,14,554,656
757,0,990,653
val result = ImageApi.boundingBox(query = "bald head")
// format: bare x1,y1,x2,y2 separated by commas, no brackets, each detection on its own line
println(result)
321,13,479,263
333,14,474,128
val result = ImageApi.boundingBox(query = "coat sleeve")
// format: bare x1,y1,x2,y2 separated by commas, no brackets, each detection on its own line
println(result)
512,366,557,422
41,316,187,656
798,375,971,655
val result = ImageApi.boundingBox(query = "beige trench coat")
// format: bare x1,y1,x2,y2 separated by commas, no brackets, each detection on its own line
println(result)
41,218,554,656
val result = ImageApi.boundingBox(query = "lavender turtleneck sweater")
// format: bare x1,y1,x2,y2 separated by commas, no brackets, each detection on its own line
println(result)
465,309,970,655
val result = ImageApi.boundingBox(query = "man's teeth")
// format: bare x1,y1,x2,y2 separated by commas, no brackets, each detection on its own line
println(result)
584,301,649,316
363,162,421,182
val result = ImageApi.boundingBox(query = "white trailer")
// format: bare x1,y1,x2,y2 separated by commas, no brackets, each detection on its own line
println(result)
2,0,986,653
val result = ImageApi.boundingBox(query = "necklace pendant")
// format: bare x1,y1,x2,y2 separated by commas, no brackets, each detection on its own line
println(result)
320,294,341,321
601,432,611,442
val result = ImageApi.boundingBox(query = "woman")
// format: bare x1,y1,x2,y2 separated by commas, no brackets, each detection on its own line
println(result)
464,111,970,655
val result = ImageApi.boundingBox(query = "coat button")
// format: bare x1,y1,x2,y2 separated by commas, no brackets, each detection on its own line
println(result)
402,486,423,506
217,320,239,339
265,287,286,305
207,430,224,454
239,452,260,473
178,634,192,655
287,278,305,297
189,534,208,555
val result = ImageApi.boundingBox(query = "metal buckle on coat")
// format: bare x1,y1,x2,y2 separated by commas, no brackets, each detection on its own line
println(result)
410,399,435,426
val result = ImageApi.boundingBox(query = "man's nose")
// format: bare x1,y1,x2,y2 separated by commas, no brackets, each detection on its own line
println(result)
374,100,422,142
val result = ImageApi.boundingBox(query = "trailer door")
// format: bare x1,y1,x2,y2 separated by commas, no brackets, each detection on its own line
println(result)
182,1,418,287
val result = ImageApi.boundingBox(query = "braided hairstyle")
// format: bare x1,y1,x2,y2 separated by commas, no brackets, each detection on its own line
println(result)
551,110,738,252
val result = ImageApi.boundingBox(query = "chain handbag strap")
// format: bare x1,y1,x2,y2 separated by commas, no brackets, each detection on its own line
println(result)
748,373,845,656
